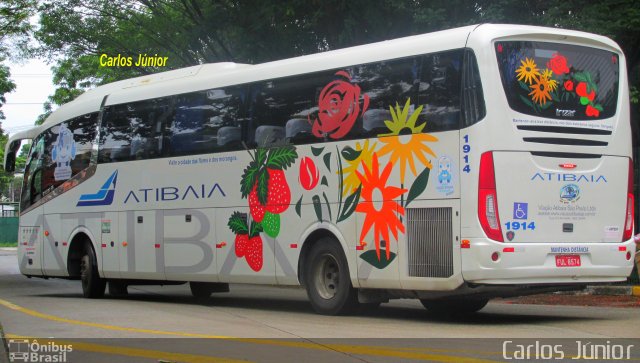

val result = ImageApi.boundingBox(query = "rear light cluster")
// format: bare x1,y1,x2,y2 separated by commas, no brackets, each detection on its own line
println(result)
623,158,634,241
478,152,503,242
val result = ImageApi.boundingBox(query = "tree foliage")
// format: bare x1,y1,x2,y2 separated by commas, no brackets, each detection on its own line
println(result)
31,0,639,114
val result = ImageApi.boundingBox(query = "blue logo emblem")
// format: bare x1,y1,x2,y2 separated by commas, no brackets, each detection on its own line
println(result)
77,171,118,207
513,203,528,220
560,184,580,203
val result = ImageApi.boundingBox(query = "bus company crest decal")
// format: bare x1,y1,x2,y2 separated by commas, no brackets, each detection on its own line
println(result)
76,170,118,207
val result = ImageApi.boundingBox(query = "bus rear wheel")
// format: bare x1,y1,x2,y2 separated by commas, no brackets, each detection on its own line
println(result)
304,238,358,315
420,298,489,314
80,245,105,298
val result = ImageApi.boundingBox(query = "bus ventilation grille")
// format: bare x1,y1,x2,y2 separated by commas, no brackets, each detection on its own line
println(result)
406,207,454,278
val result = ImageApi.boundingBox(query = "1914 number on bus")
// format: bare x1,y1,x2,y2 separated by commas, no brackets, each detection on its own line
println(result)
505,221,536,230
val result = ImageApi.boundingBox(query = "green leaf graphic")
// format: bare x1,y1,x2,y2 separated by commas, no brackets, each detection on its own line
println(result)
312,195,323,222
227,212,248,234
249,220,263,238
518,94,534,109
359,250,396,269
266,146,298,170
573,73,587,82
257,169,269,205
311,146,324,157
406,168,430,207
323,152,332,172
295,196,303,217
322,192,332,221
321,176,328,187
337,185,361,222
240,160,259,198
341,146,362,161
518,81,530,92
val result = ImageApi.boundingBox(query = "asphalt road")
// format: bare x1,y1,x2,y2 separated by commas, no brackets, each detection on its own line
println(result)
0,248,638,362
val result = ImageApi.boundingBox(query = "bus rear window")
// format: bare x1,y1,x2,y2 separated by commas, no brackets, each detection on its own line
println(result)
496,41,619,120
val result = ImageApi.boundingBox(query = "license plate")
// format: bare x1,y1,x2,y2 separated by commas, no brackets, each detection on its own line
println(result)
556,255,581,267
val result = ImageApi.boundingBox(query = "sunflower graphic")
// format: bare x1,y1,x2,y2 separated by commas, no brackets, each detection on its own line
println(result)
529,76,552,105
340,139,377,196
516,57,540,85
355,154,407,261
541,69,558,91
377,98,437,184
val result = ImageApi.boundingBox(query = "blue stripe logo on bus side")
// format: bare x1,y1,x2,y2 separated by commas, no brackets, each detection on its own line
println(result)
76,170,118,207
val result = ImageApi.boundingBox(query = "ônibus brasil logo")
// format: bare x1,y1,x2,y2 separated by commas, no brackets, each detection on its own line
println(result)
76,170,118,207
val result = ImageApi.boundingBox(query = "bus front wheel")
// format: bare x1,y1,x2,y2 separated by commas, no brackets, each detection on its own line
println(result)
80,245,106,298
420,298,489,314
304,238,358,315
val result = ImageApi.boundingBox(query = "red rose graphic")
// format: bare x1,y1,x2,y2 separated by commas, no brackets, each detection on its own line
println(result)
547,53,570,75
586,105,600,117
309,70,369,140
299,157,320,190
564,80,574,91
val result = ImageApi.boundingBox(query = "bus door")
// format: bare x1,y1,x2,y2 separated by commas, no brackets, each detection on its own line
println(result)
100,212,120,278
42,213,66,276
118,210,165,280
163,208,217,282
18,136,45,276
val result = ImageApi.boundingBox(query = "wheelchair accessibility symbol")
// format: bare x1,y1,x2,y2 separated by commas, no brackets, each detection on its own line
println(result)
513,202,528,220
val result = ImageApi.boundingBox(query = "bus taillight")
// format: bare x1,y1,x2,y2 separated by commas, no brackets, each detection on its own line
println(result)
623,158,634,241
478,152,503,242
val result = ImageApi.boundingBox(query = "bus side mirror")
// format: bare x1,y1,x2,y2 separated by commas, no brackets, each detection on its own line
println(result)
4,140,21,173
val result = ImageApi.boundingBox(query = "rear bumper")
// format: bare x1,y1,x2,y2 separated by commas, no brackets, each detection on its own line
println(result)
461,238,635,284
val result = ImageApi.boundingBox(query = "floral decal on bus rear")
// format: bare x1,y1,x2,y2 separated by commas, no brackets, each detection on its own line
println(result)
513,53,604,117
309,71,370,139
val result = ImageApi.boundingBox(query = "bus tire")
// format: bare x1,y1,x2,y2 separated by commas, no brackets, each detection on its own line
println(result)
190,282,215,299
420,298,489,314
108,281,128,297
304,238,358,315
80,245,105,298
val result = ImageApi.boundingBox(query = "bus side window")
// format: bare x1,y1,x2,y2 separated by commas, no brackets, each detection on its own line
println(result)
461,49,486,127
165,87,243,157
21,136,45,210
416,49,464,132
250,74,322,147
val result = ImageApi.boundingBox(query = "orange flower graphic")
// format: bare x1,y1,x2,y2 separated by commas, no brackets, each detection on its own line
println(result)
356,154,407,261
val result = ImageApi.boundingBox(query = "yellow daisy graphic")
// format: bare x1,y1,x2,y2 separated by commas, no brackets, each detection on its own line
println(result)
541,68,558,91
379,98,425,137
516,58,540,85
529,76,552,105
340,139,377,196
377,99,437,184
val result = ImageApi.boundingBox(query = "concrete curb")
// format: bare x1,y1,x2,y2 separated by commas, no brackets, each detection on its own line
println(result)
584,285,640,296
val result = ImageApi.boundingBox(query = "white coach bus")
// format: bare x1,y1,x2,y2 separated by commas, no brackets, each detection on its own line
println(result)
5,24,634,315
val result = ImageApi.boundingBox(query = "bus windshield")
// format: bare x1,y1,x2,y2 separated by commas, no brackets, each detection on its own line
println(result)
495,41,619,120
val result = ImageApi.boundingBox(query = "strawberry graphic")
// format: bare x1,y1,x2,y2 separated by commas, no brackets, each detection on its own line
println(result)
240,146,298,238
265,168,291,214
262,211,280,238
245,235,263,272
227,212,264,271
228,212,250,257
248,184,267,222
235,234,248,257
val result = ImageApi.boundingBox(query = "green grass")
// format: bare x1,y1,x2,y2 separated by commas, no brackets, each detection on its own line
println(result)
0,242,17,247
